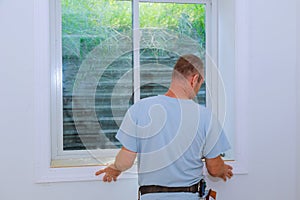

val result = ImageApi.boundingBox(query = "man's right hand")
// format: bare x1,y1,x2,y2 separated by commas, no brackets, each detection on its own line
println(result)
220,164,233,181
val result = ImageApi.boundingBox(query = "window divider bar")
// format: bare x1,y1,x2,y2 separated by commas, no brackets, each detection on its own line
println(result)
205,1,212,110
211,0,220,119
133,0,141,103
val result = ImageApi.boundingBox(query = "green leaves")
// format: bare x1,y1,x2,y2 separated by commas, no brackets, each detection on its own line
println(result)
62,0,205,42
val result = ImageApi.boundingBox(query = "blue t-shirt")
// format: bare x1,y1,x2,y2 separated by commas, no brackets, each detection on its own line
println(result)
116,95,230,187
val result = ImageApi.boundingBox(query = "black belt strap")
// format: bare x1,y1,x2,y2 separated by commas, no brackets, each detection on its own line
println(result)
139,182,199,196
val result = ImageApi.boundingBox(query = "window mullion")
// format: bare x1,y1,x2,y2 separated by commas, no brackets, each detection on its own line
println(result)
211,0,220,120
205,0,219,117
133,0,141,103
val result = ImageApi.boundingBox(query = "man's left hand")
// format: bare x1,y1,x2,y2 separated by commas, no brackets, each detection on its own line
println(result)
95,164,121,182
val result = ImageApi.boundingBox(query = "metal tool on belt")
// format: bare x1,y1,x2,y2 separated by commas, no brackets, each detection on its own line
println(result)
199,179,217,200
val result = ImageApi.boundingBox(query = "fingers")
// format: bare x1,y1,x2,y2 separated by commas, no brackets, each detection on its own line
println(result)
104,174,113,182
102,174,118,182
221,164,233,181
226,164,233,170
222,175,227,182
228,169,233,177
95,166,121,182
225,168,233,180
95,169,104,176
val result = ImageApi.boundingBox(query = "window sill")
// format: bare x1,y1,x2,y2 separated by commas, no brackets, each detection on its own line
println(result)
36,160,246,183
36,163,138,183
51,156,116,168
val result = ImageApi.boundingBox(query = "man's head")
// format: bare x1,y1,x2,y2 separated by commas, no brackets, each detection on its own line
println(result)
170,54,204,99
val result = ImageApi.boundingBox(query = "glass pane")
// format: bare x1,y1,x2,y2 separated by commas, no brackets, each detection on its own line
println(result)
61,0,132,150
139,3,206,104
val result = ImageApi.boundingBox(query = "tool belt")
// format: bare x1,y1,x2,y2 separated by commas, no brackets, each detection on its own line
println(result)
139,182,199,196
138,180,216,200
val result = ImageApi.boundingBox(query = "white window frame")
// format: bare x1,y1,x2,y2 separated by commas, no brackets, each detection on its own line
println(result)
50,0,121,166
52,0,214,166
34,0,248,183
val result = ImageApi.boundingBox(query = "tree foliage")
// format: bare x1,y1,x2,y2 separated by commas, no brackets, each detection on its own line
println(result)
62,0,205,43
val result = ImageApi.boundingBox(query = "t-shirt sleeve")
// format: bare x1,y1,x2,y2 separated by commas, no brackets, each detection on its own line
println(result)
115,106,138,153
202,111,231,159
204,129,231,159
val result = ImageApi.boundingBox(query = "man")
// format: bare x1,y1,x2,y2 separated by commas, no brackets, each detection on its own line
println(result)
95,54,233,199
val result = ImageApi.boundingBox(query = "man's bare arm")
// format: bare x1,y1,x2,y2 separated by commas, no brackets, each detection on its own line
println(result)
114,146,137,171
95,147,137,182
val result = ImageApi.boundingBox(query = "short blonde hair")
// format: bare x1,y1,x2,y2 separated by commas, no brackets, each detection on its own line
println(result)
172,54,204,82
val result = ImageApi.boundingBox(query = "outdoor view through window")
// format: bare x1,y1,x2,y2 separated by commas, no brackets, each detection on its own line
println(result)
61,0,206,151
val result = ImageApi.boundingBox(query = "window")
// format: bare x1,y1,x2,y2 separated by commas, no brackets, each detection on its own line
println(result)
51,0,213,167
35,0,246,183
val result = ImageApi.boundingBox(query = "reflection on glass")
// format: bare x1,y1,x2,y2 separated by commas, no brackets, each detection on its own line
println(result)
61,1,206,151
139,3,206,105
62,0,132,150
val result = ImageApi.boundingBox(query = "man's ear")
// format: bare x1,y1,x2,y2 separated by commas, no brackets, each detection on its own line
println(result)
191,74,199,87
199,76,204,85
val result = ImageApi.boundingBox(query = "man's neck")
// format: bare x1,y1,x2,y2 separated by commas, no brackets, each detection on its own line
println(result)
164,86,191,100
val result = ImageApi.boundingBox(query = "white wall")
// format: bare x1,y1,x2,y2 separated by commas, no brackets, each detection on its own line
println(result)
0,0,298,200
0,1,137,200
208,1,298,199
